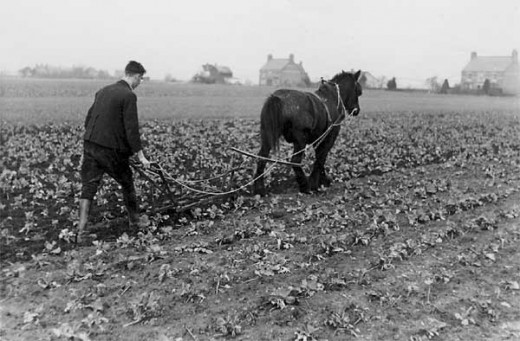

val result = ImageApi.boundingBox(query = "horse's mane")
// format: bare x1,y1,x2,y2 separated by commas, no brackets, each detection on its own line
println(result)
330,71,352,83
330,70,362,96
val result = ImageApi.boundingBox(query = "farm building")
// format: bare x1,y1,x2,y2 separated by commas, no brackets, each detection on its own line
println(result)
461,50,520,95
359,71,384,89
192,63,235,84
259,54,310,87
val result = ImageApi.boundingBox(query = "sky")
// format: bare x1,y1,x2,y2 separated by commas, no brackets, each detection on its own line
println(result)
2,0,519,87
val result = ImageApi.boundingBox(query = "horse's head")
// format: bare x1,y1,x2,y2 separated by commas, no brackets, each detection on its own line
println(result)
330,70,363,116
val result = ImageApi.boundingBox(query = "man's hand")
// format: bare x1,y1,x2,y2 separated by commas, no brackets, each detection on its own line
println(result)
136,150,151,168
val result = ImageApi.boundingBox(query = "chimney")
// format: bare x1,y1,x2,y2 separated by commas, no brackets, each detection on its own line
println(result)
513,49,518,64
471,52,477,60
289,54,294,63
267,54,273,61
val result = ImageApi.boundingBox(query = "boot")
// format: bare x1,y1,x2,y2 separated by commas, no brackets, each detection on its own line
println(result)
76,199,91,243
124,190,147,232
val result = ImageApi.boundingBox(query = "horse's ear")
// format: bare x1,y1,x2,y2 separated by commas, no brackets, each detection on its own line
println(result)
354,70,362,81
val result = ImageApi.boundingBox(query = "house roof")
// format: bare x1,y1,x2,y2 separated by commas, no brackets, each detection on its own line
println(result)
260,58,291,71
463,56,514,72
362,71,379,82
215,65,232,74
260,59,308,76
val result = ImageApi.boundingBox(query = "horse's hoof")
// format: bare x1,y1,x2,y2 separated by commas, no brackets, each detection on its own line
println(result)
255,190,268,197
309,178,322,192
321,179,332,187
252,184,267,196
299,185,311,194
318,174,332,187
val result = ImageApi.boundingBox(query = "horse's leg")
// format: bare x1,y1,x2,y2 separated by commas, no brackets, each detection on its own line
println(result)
291,137,310,194
309,136,335,191
253,142,270,196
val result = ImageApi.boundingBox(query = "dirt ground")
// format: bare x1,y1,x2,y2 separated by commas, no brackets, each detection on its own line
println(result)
1,144,520,341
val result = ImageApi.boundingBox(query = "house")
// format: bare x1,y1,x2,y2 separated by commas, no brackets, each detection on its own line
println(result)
259,54,310,86
461,50,520,95
192,63,234,84
359,71,384,89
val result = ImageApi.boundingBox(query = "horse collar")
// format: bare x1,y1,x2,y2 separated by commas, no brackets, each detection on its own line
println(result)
313,79,354,125
324,80,346,113
309,92,333,123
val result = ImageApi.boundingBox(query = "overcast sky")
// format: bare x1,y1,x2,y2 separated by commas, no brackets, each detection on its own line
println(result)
2,0,519,86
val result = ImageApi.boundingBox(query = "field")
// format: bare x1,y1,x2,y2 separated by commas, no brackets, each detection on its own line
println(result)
1,78,520,340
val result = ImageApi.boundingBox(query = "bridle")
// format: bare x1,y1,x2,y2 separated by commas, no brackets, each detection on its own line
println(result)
319,78,359,122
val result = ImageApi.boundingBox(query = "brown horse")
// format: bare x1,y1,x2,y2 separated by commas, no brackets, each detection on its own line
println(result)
253,70,362,195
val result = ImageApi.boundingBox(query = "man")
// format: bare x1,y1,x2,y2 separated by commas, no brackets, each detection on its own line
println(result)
76,60,151,242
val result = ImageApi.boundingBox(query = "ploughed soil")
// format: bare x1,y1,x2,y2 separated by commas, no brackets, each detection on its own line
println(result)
1,153,520,341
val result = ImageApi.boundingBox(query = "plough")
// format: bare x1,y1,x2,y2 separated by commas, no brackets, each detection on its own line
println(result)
130,147,299,214
130,161,240,214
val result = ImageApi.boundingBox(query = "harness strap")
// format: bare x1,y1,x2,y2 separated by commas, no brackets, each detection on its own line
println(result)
308,92,333,124
333,83,348,124
321,80,347,115
309,80,350,127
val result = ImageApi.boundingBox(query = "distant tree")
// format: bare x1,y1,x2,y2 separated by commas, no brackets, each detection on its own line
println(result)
387,77,397,90
426,76,440,93
18,66,33,77
17,64,114,79
482,79,491,95
440,79,450,94
164,73,178,82
97,70,112,79
71,66,85,78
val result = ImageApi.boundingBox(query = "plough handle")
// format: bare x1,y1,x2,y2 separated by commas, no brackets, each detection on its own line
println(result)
130,160,173,195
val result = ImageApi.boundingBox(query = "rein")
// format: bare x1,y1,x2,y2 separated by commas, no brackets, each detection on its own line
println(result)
331,81,348,126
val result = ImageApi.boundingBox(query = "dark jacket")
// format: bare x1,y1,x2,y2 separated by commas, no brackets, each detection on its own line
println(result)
84,80,142,155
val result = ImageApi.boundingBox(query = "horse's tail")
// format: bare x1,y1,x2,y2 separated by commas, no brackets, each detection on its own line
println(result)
260,95,284,152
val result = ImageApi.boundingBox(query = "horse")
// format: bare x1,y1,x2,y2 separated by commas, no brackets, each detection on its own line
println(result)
252,70,362,195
